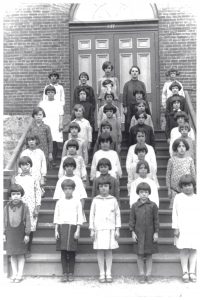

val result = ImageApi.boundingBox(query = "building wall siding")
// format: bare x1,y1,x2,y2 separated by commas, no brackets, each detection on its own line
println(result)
3,3,196,115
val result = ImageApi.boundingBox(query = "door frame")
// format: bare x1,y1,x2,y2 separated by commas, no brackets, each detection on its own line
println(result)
69,20,160,128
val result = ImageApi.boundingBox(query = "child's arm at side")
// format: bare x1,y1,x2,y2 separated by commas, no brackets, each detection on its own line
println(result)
153,203,159,242
46,125,53,161
166,158,173,198
129,204,137,242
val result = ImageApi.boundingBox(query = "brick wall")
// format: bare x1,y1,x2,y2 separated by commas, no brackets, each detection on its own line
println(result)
157,4,196,107
4,2,196,115
4,3,71,115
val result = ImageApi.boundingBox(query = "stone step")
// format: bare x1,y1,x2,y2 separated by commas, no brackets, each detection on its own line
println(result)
8,252,181,277
35,222,174,239
31,237,177,254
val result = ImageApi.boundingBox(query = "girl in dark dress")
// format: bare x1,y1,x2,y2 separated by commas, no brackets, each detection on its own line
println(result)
129,182,159,284
3,184,31,283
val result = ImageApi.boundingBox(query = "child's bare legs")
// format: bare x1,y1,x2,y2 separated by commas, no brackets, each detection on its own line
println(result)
180,249,189,274
97,250,105,278
105,250,112,278
16,255,25,279
10,255,18,279
145,254,153,276
137,255,145,276
188,249,197,274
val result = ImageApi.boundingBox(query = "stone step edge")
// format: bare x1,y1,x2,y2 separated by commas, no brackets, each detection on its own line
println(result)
32,237,174,244
23,253,180,263
41,197,170,202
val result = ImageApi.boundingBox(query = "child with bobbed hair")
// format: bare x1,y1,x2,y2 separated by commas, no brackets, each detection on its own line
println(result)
129,182,159,284
54,178,83,282
27,107,53,165
97,92,121,128
14,156,41,254
165,82,188,115
20,134,47,188
62,122,88,165
166,138,195,208
3,184,31,283
93,120,118,154
89,176,121,283
178,123,196,160
129,112,155,149
43,71,65,106
90,133,122,181
97,61,120,107
172,174,198,283
73,72,96,114
92,158,119,202
169,111,195,156
58,139,87,185
129,160,159,208
129,100,154,131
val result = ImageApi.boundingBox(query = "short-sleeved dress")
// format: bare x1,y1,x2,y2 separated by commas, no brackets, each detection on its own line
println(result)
89,194,121,249
172,192,199,249
4,201,31,255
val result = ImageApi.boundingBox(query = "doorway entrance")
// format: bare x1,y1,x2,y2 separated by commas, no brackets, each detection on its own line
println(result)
69,3,160,128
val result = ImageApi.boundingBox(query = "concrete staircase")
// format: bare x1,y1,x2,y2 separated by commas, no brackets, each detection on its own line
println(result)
4,130,182,277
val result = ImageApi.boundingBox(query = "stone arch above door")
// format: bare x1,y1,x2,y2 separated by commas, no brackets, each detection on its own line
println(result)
70,2,158,22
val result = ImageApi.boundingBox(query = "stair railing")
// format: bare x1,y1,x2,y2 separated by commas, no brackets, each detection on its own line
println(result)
184,90,196,134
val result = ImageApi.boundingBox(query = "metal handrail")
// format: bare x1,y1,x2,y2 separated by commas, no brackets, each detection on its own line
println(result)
4,118,33,171
184,90,196,134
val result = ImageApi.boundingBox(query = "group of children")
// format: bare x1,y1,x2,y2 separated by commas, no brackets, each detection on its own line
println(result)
4,65,197,284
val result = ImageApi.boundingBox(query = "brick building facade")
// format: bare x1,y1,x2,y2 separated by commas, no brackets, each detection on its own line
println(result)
3,2,196,117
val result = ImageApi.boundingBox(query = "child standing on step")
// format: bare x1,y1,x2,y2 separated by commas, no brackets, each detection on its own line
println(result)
179,123,196,161
166,138,195,209
129,100,154,131
14,156,41,254
62,122,88,165
3,184,31,283
58,139,87,186
89,177,121,283
129,182,159,284
27,107,53,167
172,174,198,283
54,179,83,282
92,158,119,203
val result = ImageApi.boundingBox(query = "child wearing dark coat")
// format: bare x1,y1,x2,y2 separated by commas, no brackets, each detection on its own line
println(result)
54,179,83,282
3,184,31,283
129,182,159,284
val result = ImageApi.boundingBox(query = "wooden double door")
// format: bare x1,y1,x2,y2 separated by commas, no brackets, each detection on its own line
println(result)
70,27,160,128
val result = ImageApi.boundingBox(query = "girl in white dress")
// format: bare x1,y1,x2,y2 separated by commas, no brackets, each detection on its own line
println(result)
90,133,122,181
172,174,198,283
129,160,159,208
89,177,121,283
39,85,64,165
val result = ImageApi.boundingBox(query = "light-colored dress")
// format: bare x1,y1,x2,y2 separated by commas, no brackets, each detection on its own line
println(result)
39,99,64,142
20,148,47,182
89,194,121,249
43,83,65,106
97,76,120,103
58,154,87,181
90,149,122,180
97,104,121,128
69,118,92,146
161,80,184,108
172,192,199,249
15,174,41,231
129,177,159,208
61,137,88,165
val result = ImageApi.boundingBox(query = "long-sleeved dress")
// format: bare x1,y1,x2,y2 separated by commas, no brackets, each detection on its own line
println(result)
20,148,47,182
172,192,199,249
27,120,53,164
53,196,83,251
14,174,41,231
73,84,96,113
129,199,159,255
4,201,31,255
166,156,195,204
129,177,159,208
89,194,121,249
90,149,122,180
